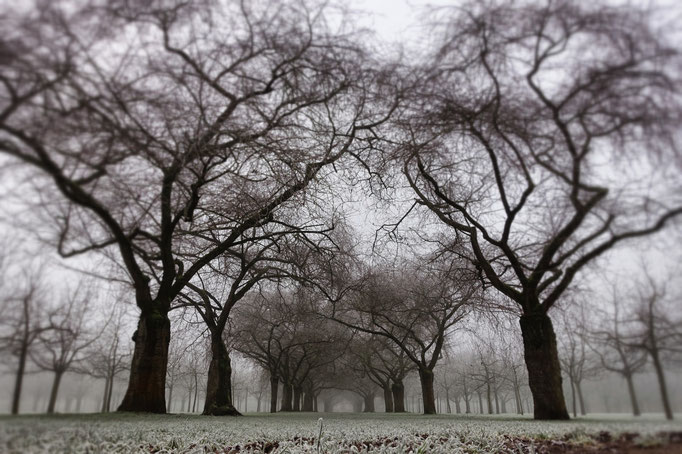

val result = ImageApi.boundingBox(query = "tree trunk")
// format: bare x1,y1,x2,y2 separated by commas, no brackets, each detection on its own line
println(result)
118,310,171,413
167,381,174,413
269,375,279,413
419,368,437,415
363,392,375,412
477,391,483,413
106,373,115,412
192,372,199,412
575,380,586,415
569,376,577,417
486,380,493,414
101,377,110,413
292,386,301,411
383,384,394,412
391,380,405,412
202,334,241,416
519,313,570,420
11,337,29,415
463,380,471,414
47,370,64,414
280,383,293,411
624,372,641,416
303,390,314,411
650,348,673,420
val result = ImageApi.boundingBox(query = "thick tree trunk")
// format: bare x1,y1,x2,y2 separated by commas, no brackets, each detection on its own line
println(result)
520,313,570,420
11,338,29,415
363,393,375,412
419,368,437,415
293,387,302,411
202,334,241,416
280,383,293,411
391,380,405,412
624,373,641,416
47,370,64,414
383,384,394,412
303,390,314,411
269,375,279,413
650,349,673,420
118,310,171,413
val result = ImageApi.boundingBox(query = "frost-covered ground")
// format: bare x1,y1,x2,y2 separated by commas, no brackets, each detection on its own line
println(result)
1,412,681,453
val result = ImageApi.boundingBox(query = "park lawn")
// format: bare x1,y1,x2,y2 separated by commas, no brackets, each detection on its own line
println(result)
1,412,681,453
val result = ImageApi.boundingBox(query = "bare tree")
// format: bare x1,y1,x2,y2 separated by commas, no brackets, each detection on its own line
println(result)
329,256,478,414
30,284,102,413
0,271,50,414
626,273,682,420
397,0,682,419
588,288,647,416
558,306,599,417
0,0,399,412
85,306,131,413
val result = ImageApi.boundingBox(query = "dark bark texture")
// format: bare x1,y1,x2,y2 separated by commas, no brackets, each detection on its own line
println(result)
391,381,405,412
419,368,437,415
203,335,241,416
383,384,394,412
520,313,570,420
118,311,171,413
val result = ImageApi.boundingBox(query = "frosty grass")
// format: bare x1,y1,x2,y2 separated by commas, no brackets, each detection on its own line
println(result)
1,412,680,453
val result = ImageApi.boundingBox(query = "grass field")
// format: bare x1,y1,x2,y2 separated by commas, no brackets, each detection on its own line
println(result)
1,412,681,453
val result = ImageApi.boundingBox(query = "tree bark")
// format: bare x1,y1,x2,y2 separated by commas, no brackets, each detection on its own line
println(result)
569,376,577,417
101,377,110,412
576,380,586,415
269,375,279,413
280,383,293,411
391,380,405,412
419,368,437,415
519,313,570,420
47,370,64,414
11,336,29,415
624,373,641,416
202,334,241,416
167,381,174,413
383,384,394,412
118,310,171,413
363,393,375,412
650,348,673,420
302,390,314,411
293,387,302,412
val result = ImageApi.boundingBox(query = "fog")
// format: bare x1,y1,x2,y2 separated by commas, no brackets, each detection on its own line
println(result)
1,0,681,442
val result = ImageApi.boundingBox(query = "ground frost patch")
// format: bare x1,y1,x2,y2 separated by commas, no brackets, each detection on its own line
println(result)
1,413,680,453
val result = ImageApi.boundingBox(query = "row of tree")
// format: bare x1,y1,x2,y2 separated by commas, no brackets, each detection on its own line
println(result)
1,0,681,420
